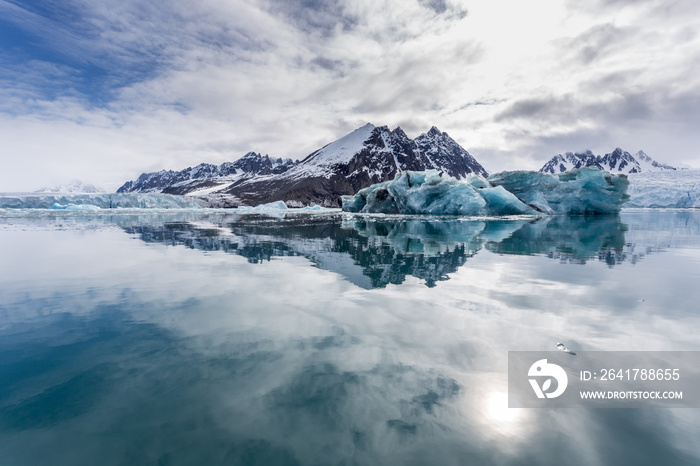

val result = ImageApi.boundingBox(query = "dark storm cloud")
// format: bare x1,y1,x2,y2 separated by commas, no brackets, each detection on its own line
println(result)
495,91,655,125
418,0,468,19
310,56,345,72
495,96,573,121
419,0,448,14
561,23,636,65
492,73,700,168
533,127,615,158
265,0,358,37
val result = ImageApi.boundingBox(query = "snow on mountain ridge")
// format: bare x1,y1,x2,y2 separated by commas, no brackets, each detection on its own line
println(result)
540,148,676,174
302,123,376,169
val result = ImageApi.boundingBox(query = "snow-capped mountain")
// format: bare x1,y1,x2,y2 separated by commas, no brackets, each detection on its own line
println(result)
35,180,105,194
118,124,488,206
117,152,297,194
540,148,676,174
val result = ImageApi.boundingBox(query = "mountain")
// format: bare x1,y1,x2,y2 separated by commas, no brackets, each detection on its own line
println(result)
540,148,676,174
35,180,105,194
117,124,489,206
117,152,297,194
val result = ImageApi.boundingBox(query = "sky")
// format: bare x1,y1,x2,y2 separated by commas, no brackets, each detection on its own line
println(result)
1,0,699,191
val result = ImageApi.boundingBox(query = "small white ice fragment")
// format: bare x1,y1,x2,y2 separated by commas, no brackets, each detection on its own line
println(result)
555,342,577,355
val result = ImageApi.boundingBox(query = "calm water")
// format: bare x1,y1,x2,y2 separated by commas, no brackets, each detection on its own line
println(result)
1,210,699,465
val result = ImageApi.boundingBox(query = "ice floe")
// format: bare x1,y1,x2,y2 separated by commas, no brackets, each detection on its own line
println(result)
342,168,629,215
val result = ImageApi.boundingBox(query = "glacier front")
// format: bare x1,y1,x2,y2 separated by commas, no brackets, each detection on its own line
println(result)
342,168,629,215
625,169,700,208
0,193,208,209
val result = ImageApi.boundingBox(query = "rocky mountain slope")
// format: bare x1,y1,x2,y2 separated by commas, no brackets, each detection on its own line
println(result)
117,152,296,195
540,148,676,174
117,124,488,206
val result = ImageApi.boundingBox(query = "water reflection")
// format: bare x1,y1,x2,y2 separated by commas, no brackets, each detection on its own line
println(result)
122,214,633,288
0,211,699,465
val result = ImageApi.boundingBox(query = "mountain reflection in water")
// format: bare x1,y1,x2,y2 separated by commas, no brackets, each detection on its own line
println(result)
123,214,632,288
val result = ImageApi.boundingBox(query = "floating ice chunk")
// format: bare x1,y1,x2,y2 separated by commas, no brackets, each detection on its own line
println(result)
235,202,333,214
236,200,289,212
487,168,629,214
342,171,535,215
51,203,102,211
555,342,577,355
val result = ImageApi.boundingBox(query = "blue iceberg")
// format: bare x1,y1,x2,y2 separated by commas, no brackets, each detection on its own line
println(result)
342,168,629,215
488,168,630,214
342,171,535,216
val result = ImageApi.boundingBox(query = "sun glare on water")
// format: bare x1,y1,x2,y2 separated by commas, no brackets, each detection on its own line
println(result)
484,392,524,435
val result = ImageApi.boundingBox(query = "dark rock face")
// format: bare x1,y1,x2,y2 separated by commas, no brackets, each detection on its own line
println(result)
117,124,489,206
540,148,676,174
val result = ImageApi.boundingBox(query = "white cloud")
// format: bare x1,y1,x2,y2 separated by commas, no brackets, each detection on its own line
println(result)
0,0,699,191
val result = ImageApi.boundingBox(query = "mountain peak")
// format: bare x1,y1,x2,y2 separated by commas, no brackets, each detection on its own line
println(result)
427,126,442,136
540,148,676,174
118,123,490,205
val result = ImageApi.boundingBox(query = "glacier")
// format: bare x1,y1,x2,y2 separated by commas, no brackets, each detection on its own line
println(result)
0,193,208,209
342,168,629,215
626,169,700,208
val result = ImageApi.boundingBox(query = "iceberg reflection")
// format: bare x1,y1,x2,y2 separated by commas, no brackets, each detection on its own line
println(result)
121,213,633,288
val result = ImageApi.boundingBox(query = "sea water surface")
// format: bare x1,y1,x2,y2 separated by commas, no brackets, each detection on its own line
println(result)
1,209,699,465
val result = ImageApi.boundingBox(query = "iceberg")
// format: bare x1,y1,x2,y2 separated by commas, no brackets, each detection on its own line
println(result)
342,168,629,215
299,204,329,211
487,168,629,214
235,201,333,215
51,203,102,212
236,200,289,212
342,171,535,216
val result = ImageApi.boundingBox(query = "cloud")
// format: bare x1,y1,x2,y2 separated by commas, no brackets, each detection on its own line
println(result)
265,0,359,37
1,0,700,191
